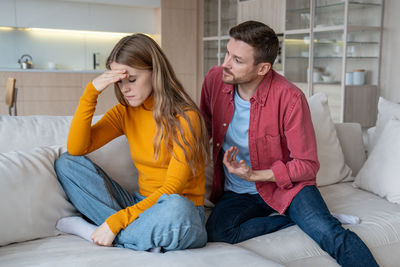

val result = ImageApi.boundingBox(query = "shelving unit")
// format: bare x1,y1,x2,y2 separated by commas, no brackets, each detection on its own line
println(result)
283,0,383,127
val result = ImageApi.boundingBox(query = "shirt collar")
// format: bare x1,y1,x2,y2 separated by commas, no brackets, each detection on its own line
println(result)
222,69,274,106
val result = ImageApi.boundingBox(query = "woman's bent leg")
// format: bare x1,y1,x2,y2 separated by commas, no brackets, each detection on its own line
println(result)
54,152,135,225
115,194,207,251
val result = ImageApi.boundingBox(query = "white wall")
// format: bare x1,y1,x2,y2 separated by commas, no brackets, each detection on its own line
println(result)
0,30,128,70
380,0,400,102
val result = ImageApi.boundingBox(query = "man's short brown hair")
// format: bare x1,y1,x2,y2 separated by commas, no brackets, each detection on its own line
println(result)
229,21,279,65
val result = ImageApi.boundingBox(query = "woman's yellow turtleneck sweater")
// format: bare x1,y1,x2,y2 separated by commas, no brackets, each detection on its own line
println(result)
67,82,205,235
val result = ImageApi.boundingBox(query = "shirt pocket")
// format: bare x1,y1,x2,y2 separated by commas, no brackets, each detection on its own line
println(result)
256,134,283,168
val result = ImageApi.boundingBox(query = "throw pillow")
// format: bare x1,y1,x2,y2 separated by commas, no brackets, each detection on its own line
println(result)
354,117,400,204
307,93,352,186
370,97,400,152
0,115,138,194
0,146,77,246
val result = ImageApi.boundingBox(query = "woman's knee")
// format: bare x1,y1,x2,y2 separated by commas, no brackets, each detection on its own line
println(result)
55,152,79,171
55,152,91,183
157,194,199,224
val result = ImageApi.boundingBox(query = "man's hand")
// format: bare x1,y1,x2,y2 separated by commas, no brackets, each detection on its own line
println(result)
92,69,128,92
223,146,252,180
91,222,116,247
223,146,275,182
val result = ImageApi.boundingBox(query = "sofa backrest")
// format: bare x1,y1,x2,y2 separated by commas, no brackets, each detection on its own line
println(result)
0,115,139,194
0,115,366,195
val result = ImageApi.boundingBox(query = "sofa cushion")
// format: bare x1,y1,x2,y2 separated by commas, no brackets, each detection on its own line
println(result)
371,97,400,151
354,118,400,204
0,115,138,194
307,93,352,186
0,235,284,267
238,182,400,267
0,146,76,246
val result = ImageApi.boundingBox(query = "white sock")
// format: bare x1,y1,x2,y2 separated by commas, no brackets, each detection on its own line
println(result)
56,216,97,242
148,247,162,253
332,213,361,225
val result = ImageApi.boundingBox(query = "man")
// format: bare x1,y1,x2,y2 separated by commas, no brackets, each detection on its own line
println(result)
200,21,378,267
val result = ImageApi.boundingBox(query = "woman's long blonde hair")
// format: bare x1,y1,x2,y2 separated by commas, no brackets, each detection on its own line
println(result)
106,33,209,173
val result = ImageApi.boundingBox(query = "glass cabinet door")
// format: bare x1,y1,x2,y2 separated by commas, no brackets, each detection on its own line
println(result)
286,0,311,31
203,0,237,76
204,40,219,75
346,0,382,86
348,0,382,27
284,33,310,84
313,31,343,84
221,0,237,36
345,30,380,86
204,0,218,38
314,0,345,28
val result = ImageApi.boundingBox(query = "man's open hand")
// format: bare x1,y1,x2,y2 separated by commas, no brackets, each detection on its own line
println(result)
223,146,275,182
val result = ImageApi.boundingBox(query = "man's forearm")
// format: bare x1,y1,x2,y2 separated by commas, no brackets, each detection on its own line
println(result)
249,169,276,182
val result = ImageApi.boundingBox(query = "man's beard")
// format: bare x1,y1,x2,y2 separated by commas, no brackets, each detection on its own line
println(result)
222,68,236,84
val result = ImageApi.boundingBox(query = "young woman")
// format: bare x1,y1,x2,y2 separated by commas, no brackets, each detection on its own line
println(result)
55,33,209,252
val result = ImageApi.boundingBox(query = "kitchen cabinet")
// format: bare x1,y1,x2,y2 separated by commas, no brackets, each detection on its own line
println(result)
284,0,383,127
0,0,16,27
0,70,115,116
1,0,157,34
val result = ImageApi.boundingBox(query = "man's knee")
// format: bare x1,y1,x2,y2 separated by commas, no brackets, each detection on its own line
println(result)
206,211,238,244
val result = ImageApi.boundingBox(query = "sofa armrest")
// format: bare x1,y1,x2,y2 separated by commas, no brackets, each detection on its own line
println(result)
335,123,366,176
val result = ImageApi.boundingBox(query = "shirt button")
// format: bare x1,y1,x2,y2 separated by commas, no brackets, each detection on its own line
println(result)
216,143,220,147
223,123,227,127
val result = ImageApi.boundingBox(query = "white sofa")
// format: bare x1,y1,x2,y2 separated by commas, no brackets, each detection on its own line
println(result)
1,94,400,267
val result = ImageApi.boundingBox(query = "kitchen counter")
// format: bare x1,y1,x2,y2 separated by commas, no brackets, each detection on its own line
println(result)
0,69,115,116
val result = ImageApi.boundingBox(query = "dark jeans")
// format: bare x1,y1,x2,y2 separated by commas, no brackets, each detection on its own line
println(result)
206,185,378,267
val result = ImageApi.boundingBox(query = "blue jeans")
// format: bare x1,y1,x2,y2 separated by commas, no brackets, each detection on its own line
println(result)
206,186,378,267
54,152,207,251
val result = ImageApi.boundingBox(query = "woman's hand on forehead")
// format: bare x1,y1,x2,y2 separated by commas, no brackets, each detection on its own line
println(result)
92,69,129,92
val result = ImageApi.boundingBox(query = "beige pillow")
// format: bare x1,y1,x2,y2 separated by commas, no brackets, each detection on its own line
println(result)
0,115,138,194
371,97,400,152
0,146,76,246
308,93,352,186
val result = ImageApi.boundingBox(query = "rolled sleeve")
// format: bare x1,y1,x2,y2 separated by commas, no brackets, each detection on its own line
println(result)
271,160,293,189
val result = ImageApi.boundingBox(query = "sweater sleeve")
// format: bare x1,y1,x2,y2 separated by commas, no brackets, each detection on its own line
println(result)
105,110,203,235
67,82,124,155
